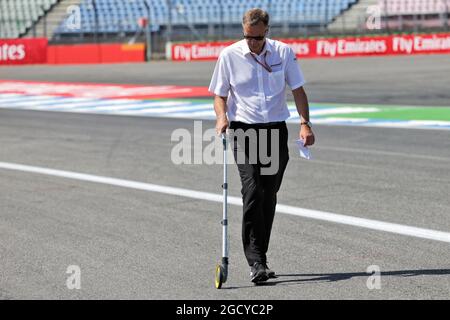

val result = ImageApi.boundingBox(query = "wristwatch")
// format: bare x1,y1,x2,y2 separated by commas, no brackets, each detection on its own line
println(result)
300,121,312,128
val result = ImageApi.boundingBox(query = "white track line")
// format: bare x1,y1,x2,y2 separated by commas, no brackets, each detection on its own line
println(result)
1,161,450,244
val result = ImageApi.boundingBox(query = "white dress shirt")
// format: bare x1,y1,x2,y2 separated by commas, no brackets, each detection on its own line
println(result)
208,38,305,124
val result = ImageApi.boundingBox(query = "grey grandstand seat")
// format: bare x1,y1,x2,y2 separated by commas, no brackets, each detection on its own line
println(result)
0,0,58,38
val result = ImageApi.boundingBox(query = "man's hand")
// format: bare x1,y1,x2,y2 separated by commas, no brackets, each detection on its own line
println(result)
300,125,315,146
214,95,228,135
292,87,315,146
216,114,229,135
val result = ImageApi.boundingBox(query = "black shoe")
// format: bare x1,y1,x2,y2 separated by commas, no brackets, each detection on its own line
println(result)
264,263,277,279
250,262,269,283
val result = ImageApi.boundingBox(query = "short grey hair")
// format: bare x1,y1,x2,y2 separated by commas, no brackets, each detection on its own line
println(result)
242,8,270,27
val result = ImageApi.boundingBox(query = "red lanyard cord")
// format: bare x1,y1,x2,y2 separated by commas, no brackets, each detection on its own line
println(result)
250,52,272,73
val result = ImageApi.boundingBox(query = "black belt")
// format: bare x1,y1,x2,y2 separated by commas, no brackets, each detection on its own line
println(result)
230,121,286,128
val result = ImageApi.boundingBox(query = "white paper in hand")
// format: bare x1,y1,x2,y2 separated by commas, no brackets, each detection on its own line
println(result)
295,139,311,160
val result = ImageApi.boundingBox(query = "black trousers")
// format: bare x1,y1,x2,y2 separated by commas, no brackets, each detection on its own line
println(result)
229,121,289,266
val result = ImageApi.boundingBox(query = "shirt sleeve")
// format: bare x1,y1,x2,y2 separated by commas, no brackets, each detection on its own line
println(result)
208,52,230,97
285,47,306,90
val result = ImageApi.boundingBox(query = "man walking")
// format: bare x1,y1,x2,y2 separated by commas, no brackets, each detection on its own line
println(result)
209,8,315,283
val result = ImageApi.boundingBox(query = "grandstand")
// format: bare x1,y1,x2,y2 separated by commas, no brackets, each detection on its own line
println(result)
381,0,450,15
53,0,358,35
0,0,449,43
0,0,58,38
380,0,450,29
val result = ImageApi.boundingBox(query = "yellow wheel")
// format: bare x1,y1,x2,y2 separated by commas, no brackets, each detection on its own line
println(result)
215,264,224,289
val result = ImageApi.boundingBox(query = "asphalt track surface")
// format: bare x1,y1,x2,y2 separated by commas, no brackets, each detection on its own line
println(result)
1,54,450,299
2,54,450,106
